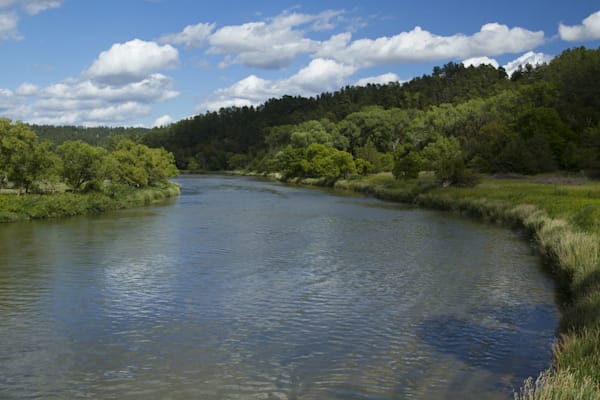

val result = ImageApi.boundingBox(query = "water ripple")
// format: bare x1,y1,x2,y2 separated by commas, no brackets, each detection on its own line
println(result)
0,176,558,400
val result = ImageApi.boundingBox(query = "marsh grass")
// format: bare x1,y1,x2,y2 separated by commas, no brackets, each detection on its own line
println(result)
0,182,180,223
332,173,600,399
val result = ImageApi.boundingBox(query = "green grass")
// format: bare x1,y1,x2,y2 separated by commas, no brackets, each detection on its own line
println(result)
335,173,600,399
0,182,180,223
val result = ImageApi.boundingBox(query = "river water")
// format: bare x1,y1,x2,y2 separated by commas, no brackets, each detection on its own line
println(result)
0,175,558,399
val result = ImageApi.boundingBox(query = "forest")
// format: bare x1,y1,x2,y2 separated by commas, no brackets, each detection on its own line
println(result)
130,45,600,186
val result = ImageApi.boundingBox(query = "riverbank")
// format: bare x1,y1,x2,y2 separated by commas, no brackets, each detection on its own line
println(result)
260,171,598,398
0,182,180,223
332,173,600,398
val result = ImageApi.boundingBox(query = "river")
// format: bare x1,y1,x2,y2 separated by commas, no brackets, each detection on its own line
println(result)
0,175,558,399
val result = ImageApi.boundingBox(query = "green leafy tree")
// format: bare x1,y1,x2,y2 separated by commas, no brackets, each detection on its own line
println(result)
355,158,373,175
109,140,178,187
56,140,108,192
289,120,349,150
272,146,306,178
355,141,393,172
421,136,467,185
301,144,356,179
0,120,58,193
393,145,422,179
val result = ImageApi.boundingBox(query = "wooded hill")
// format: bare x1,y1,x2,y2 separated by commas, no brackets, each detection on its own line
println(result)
32,46,600,182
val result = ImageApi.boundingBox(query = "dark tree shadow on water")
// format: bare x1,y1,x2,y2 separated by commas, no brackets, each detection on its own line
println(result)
413,303,558,397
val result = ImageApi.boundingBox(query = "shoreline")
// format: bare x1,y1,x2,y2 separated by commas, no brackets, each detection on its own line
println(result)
251,171,600,398
0,182,181,223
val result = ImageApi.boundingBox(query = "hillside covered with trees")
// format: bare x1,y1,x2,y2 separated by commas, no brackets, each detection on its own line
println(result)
136,46,600,185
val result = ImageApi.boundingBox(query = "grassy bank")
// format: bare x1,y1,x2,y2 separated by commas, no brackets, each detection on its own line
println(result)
334,173,600,398
0,182,180,223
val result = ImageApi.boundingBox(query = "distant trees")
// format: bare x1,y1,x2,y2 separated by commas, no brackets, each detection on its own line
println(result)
11,45,600,187
1,119,178,194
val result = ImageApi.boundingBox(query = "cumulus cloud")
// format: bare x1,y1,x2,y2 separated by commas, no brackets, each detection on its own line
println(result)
355,72,401,86
208,10,340,69
503,51,554,77
0,0,62,41
0,88,16,112
41,73,178,103
159,22,215,49
559,10,600,41
317,23,544,67
153,114,173,127
0,11,20,40
200,58,355,110
85,39,179,85
3,38,180,126
462,56,500,68
15,82,38,95
20,74,177,125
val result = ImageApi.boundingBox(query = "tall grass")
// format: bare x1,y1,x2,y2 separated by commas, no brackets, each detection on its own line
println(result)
0,182,180,223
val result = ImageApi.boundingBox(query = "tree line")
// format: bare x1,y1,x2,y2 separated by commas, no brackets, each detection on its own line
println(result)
135,46,600,184
0,119,177,194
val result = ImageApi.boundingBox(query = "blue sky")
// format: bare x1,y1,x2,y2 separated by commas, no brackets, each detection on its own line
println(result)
1,0,599,127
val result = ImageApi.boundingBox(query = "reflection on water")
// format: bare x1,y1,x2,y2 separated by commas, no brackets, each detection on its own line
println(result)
0,175,558,399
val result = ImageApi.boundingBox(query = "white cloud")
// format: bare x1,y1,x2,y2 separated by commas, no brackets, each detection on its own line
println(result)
200,58,355,110
86,102,150,122
208,10,340,69
85,39,179,85
0,11,20,40
503,51,554,77
287,58,355,92
159,22,215,49
559,10,600,41
462,56,500,68
0,0,62,41
0,1,17,8
0,88,16,112
355,72,401,86
153,114,173,127
317,23,544,67
41,73,178,103
8,36,181,125
21,0,62,15
15,82,38,95
4,46,179,126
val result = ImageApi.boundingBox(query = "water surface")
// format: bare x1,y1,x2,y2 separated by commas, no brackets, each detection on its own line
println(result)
0,175,558,399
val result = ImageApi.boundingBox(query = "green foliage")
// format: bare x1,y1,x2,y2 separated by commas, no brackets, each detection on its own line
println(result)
420,136,466,185
226,153,249,170
355,158,373,175
289,119,349,150
109,140,178,187
354,141,393,172
272,144,356,180
393,145,422,179
57,140,108,192
0,119,59,193
0,182,180,222
301,143,356,179
273,146,306,178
